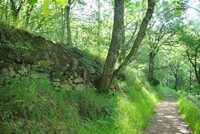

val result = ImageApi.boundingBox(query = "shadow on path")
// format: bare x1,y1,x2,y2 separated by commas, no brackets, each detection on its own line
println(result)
143,92,192,134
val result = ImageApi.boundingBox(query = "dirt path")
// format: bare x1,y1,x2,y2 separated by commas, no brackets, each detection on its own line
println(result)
143,92,192,134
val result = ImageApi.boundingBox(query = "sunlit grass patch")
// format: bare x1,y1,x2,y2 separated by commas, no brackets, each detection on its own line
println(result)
0,67,164,133
112,68,163,133
178,96,200,134
81,45,108,61
165,88,200,134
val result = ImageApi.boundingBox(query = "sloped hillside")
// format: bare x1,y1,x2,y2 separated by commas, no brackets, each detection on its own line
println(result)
0,22,113,91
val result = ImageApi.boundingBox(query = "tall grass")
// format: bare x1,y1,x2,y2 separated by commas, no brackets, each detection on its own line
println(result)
0,68,164,133
0,72,109,133
164,88,200,134
109,68,164,133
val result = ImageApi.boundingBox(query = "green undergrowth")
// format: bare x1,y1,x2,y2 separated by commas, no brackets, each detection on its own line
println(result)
164,88,200,134
112,68,164,133
0,73,108,133
0,69,164,134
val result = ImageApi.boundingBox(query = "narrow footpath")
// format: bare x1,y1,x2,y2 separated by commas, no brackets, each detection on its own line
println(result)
143,92,192,134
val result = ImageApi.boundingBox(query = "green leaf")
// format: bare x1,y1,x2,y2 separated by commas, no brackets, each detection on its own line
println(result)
43,0,49,17
27,0,38,5
56,0,69,6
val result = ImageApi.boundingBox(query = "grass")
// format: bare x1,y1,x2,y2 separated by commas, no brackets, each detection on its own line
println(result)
0,72,108,133
112,68,163,133
164,88,200,134
0,68,164,133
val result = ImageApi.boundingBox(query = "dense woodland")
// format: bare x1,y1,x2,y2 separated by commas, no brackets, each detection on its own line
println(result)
0,0,200,133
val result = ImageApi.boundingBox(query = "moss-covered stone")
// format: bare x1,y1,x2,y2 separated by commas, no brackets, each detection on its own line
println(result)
0,22,106,92
55,69,62,77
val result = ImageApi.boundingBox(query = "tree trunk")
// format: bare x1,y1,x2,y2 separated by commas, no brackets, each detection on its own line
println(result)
118,22,138,63
97,0,101,46
186,49,200,84
6,0,8,20
193,64,200,84
10,0,23,22
168,71,169,87
198,65,200,84
97,0,124,93
97,0,156,93
65,0,72,46
61,7,65,43
148,51,155,84
112,0,156,78
26,5,34,28
190,64,192,93
174,73,178,91
118,24,125,63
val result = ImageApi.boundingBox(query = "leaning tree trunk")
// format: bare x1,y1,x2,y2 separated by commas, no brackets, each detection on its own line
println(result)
118,22,138,63
65,0,72,46
148,51,156,84
97,0,156,93
97,0,124,93
111,0,156,80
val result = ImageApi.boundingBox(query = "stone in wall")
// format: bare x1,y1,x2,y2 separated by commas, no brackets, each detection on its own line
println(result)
18,66,28,75
75,84,86,91
74,77,84,84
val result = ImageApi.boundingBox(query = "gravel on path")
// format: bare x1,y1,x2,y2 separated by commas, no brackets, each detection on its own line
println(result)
143,92,192,134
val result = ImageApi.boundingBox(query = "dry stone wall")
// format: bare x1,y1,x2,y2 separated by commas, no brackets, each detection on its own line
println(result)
0,22,119,94
0,52,98,91
0,22,101,92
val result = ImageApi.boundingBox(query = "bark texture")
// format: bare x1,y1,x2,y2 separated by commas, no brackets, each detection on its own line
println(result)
111,0,156,84
97,0,124,93
65,0,72,46
148,51,156,84
118,22,138,63
97,0,156,93
169,59,186,91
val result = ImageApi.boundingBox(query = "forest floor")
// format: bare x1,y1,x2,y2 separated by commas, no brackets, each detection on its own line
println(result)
143,92,192,134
